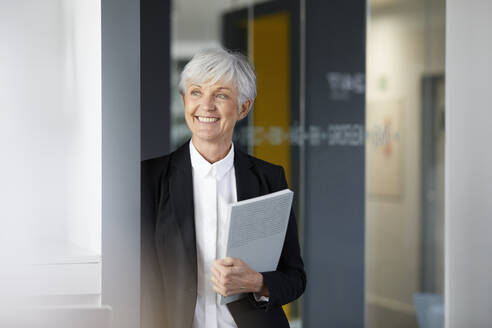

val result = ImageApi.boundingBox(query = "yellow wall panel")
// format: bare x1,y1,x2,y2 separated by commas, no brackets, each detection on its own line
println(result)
252,12,291,186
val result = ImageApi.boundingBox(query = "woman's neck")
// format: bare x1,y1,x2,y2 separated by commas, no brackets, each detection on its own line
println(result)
191,137,232,164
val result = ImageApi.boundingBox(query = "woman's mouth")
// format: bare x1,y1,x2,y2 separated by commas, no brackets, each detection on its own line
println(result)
196,116,219,123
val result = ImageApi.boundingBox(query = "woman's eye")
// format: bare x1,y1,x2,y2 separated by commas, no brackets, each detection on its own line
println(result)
190,90,201,96
217,94,228,99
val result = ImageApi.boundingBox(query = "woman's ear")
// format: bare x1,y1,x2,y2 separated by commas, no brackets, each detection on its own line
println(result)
239,99,252,120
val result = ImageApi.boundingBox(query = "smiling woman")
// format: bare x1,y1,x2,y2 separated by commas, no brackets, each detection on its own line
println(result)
141,47,306,328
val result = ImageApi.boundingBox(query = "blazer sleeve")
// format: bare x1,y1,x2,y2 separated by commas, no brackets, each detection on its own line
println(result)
141,158,169,328
249,166,307,312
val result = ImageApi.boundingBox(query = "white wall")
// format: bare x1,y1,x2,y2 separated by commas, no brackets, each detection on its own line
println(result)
1,0,66,255
0,0,101,256
61,0,102,254
0,0,102,310
446,0,492,326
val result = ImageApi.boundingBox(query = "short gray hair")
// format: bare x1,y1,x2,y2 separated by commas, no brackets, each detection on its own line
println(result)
178,48,257,108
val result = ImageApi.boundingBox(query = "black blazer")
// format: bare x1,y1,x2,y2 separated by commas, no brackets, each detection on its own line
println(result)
141,140,306,328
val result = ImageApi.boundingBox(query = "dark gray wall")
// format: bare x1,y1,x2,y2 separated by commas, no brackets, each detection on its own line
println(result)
101,0,141,327
141,0,171,160
303,0,366,326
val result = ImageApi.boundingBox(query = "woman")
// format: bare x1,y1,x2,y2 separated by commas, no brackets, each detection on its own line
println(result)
141,48,306,328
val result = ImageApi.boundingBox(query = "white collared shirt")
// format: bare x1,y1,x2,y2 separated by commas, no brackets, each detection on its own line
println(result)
190,140,238,328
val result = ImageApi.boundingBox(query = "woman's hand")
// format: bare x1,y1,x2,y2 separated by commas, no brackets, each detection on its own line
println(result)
211,257,270,297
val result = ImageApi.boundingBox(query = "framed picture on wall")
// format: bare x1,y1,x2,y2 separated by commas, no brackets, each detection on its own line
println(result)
366,99,404,199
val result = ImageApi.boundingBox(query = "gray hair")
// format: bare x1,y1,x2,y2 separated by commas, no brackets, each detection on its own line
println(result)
178,48,257,109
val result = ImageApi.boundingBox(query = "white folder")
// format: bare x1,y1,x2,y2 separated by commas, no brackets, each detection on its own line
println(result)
219,189,294,305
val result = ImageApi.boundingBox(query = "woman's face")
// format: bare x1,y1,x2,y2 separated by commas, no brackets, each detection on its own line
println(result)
182,80,250,146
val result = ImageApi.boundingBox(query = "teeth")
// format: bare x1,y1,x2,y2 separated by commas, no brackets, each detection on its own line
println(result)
197,116,219,123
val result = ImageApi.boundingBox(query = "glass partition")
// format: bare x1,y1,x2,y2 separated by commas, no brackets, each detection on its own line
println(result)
170,0,445,326
365,0,445,327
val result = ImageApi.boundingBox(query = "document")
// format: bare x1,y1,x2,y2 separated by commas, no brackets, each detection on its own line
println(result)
219,188,294,305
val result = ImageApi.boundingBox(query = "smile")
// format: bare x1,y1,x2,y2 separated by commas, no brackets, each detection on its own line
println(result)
196,116,219,123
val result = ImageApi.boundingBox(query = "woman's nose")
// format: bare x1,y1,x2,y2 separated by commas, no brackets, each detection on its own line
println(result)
200,94,215,110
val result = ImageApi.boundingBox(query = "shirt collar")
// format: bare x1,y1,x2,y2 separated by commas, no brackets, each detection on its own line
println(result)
189,139,235,180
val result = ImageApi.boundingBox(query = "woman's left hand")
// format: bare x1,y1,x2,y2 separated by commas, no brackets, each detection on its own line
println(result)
211,257,268,297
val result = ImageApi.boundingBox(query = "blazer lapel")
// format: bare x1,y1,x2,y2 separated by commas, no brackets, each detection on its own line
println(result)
169,141,197,273
166,141,264,293
234,144,262,201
